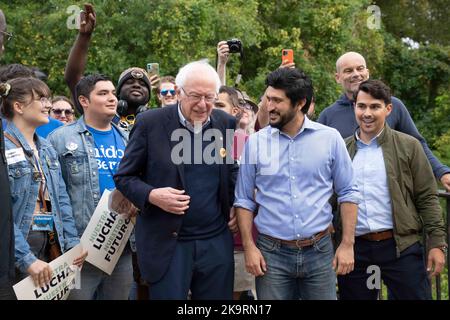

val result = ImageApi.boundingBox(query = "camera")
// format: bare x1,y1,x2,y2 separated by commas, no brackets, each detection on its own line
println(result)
227,39,242,53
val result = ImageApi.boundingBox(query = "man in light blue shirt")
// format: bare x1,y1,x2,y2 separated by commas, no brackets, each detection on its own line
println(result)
234,68,360,300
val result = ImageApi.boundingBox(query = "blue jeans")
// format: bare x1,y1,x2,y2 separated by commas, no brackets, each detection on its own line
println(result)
256,233,336,300
68,249,133,300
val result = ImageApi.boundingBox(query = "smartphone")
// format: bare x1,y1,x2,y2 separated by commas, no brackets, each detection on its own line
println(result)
146,63,160,77
282,49,294,64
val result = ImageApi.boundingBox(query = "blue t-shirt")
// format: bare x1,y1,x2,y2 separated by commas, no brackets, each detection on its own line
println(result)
87,126,126,195
36,118,64,138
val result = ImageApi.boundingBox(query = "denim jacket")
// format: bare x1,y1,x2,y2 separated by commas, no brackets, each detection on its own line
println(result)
4,122,79,273
47,117,128,237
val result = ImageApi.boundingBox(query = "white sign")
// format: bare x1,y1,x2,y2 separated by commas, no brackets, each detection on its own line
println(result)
80,190,134,275
13,245,82,300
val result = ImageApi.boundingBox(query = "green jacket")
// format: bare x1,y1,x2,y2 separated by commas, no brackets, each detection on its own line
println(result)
345,125,446,255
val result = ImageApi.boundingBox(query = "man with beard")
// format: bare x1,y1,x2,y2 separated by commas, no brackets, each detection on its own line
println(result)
64,4,153,132
114,67,152,130
234,68,360,300
318,51,450,191
0,8,15,300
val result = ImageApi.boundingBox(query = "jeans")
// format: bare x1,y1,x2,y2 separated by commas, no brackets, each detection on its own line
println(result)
256,233,336,300
68,248,133,300
338,238,431,300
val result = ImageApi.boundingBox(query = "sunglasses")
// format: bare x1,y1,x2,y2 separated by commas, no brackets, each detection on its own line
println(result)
52,109,74,116
160,89,176,96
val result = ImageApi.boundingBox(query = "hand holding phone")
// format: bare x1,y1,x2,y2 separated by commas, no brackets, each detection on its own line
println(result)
281,49,294,65
147,63,160,77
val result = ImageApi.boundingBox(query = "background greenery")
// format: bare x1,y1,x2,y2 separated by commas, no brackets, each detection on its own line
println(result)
1,0,449,299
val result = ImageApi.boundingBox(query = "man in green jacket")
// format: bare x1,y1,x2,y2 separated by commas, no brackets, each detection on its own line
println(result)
338,79,447,300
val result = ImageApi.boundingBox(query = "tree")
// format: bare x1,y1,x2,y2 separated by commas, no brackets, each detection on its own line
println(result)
375,0,450,46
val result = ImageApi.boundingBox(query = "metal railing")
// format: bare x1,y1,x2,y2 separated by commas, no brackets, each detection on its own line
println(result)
435,190,450,300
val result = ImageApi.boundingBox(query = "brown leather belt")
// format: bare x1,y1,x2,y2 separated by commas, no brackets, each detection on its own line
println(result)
261,225,334,249
358,230,393,241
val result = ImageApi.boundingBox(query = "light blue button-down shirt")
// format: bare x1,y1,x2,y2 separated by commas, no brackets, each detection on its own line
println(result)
353,131,393,236
234,117,360,240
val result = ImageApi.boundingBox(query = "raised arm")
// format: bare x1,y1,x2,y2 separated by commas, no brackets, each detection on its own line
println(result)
65,3,96,110
216,41,229,86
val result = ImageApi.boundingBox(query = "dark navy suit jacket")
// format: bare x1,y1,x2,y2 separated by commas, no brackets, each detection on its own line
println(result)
114,104,238,283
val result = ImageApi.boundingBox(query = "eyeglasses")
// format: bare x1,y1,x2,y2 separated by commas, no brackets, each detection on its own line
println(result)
181,88,217,104
160,89,176,96
38,97,51,107
0,30,13,42
241,103,254,112
52,108,74,116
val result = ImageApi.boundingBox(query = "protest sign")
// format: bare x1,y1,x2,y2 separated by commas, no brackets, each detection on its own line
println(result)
13,245,82,300
81,190,134,275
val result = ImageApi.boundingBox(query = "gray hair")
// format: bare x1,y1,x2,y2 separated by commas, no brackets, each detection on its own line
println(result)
175,59,221,92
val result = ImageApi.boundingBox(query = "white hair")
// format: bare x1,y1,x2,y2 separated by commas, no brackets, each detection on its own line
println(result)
175,59,221,92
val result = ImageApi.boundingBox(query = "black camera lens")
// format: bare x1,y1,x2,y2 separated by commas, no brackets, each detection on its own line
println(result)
227,39,242,54
230,44,239,52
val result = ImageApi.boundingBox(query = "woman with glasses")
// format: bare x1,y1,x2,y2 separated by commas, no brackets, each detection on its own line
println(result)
0,77,87,290
50,96,76,124
157,76,178,107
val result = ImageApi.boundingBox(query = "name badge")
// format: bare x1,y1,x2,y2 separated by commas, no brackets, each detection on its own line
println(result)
31,214,54,232
5,148,26,165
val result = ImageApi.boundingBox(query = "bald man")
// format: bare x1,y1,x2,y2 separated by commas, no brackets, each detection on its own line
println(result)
318,51,450,191
0,9,16,300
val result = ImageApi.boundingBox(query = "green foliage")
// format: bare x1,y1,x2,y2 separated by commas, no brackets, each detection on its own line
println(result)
380,35,450,120
375,0,450,46
1,0,449,134
1,0,450,300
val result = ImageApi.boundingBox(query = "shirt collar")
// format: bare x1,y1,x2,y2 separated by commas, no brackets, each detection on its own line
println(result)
355,127,385,146
269,115,315,138
177,103,211,134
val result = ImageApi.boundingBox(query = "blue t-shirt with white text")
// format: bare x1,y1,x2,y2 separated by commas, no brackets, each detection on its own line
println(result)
87,126,126,195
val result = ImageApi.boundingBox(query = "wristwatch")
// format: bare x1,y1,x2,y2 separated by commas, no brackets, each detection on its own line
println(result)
437,245,448,255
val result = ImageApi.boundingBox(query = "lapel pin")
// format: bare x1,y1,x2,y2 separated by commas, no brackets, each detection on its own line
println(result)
219,147,227,158
66,142,78,151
